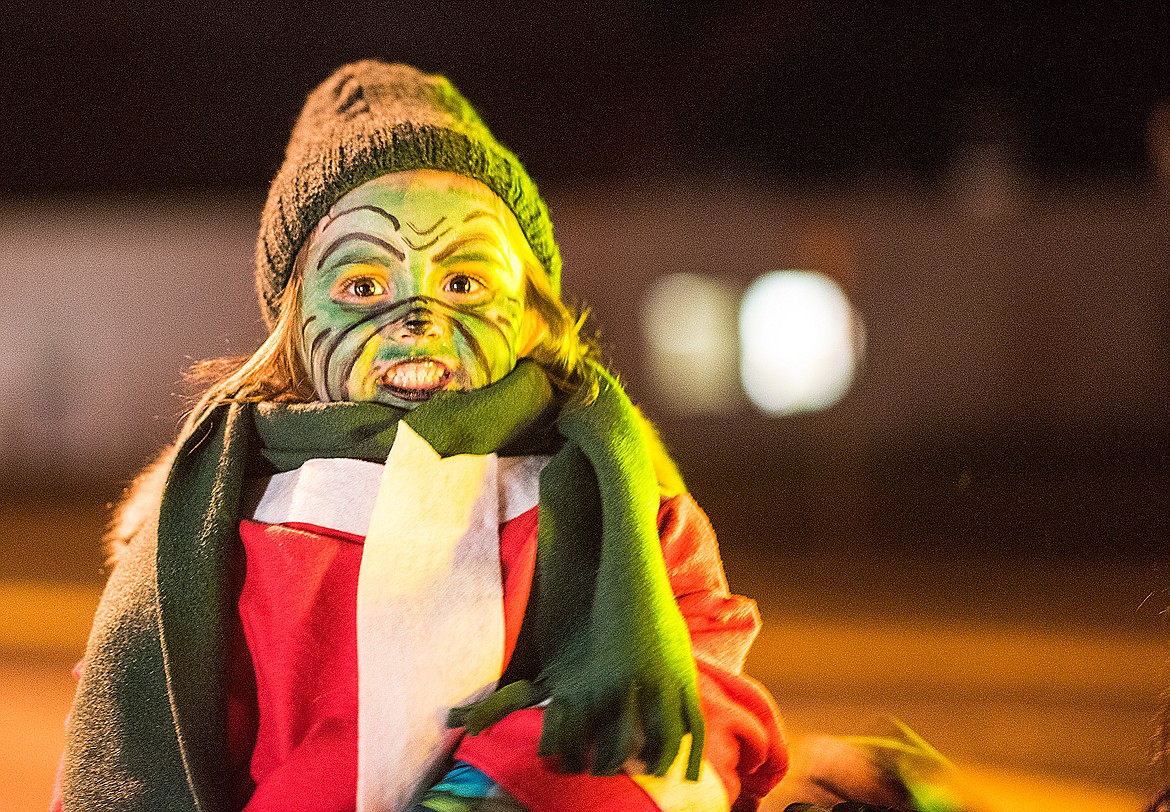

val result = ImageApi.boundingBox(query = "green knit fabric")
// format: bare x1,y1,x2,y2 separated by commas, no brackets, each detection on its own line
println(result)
63,360,703,811
255,61,561,328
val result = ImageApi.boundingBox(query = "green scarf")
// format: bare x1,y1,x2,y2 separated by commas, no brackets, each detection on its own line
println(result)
63,360,703,812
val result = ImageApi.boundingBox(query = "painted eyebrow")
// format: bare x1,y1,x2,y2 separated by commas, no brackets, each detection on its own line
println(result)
317,232,405,270
462,209,506,227
329,205,401,231
431,233,509,265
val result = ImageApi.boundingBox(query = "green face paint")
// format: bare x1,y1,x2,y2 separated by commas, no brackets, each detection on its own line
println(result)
298,170,542,407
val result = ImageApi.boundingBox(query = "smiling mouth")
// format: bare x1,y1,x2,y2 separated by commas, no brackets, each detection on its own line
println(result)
377,359,455,402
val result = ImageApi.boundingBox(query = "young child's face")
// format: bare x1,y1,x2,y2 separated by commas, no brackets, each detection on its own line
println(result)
298,170,544,407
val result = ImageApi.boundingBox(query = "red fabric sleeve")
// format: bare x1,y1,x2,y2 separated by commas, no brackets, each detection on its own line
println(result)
459,494,787,811
49,761,64,812
47,660,85,812
48,735,66,812
657,493,788,808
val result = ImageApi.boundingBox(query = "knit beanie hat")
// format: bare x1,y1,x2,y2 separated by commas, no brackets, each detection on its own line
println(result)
255,60,561,329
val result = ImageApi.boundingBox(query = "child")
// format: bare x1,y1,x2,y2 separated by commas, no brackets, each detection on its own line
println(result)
56,61,786,812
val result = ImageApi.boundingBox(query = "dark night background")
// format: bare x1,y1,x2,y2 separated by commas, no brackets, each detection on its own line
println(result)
4,2,1169,192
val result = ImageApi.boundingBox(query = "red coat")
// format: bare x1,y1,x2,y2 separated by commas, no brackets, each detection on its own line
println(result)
53,494,786,812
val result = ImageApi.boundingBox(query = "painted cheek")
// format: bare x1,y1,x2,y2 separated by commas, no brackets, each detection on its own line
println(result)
344,334,384,401
472,327,518,386
300,316,331,397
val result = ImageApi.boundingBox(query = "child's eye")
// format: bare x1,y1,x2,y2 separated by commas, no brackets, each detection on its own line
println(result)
350,278,384,298
334,275,388,302
443,274,486,300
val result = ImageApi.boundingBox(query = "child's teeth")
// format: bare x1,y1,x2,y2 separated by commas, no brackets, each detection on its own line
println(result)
391,361,443,389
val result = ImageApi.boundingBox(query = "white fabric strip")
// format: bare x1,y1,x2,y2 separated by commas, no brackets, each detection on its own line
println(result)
248,452,547,532
249,457,385,537
355,423,507,812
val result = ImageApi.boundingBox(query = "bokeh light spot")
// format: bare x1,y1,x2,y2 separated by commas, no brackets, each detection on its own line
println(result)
642,272,739,414
738,270,862,414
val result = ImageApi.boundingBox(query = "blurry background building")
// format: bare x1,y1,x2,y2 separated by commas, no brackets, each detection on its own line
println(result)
1,3,1168,810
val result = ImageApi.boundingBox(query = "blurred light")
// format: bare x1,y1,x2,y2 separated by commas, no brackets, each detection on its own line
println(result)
738,270,861,415
642,272,739,414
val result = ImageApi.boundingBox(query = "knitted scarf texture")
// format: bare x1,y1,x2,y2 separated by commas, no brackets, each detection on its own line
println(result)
63,360,703,811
